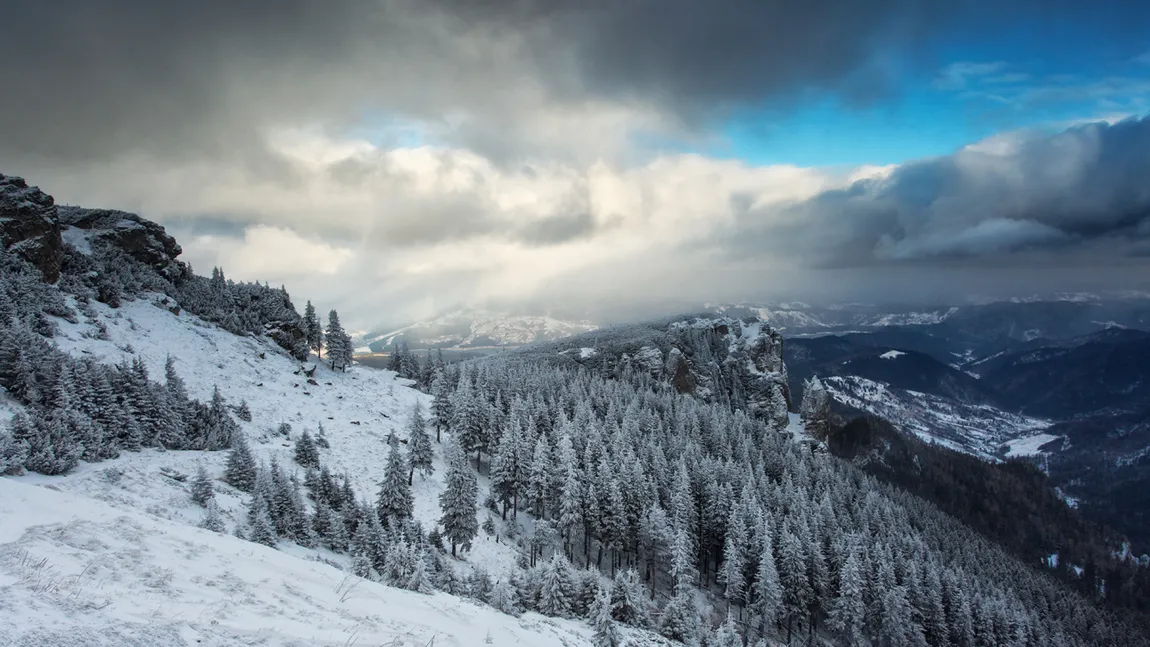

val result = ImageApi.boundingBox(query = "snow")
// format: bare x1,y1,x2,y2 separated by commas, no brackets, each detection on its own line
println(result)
0,478,620,647
1004,433,1061,458
61,225,94,255
39,294,522,580
578,347,597,359
0,295,678,646
823,375,1049,460
879,350,906,360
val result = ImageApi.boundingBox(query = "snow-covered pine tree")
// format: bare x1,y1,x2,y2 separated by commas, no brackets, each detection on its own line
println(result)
406,402,434,484
536,553,575,617
828,541,867,644
294,428,320,469
376,443,414,527
749,534,783,643
590,582,621,647
438,440,478,556
429,370,453,444
658,592,698,645
325,310,350,371
223,434,257,492
490,577,522,616
199,500,227,533
610,569,652,629
190,463,215,506
303,300,323,358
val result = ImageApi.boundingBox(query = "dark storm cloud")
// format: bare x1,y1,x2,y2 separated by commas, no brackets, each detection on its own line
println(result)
9,0,1133,168
733,116,1150,269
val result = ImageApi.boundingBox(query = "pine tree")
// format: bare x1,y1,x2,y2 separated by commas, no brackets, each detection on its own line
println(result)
749,538,783,642
0,427,29,474
439,440,478,556
190,463,215,507
429,371,452,443
325,310,351,371
718,505,748,610
610,569,652,629
247,486,278,548
828,542,867,644
658,592,698,645
406,402,434,483
490,578,522,616
537,553,575,617
303,300,324,358
377,444,414,527
714,612,743,647
223,434,257,492
294,428,320,469
590,583,621,647
200,500,227,533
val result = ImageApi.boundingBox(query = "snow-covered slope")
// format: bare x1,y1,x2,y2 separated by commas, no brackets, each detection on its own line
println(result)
823,375,1049,459
0,477,612,647
0,294,618,644
362,309,598,351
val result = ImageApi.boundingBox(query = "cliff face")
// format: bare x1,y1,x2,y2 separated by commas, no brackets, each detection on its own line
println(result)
59,206,185,281
0,175,63,281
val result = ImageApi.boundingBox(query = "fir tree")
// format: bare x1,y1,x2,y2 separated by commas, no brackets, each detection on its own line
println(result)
377,444,414,527
223,434,257,492
200,500,227,533
406,402,434,483
590,583,621,647
537,553,575,617
828,543,867,644
247,492,278,548
749,538,783,642
490,578,522,616
438,440,478,556
190,463,215,507
658,592,697,645
429,371,452,443
325,310,351,371
303,300,324,358
294,428,320,469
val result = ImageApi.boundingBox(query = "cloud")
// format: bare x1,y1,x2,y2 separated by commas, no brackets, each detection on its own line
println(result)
738,115,1150,269
933,61,1008,90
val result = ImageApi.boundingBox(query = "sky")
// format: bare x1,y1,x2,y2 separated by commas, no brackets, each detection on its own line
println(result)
2,0,1150,329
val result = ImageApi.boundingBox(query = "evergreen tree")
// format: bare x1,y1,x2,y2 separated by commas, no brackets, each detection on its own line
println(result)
200,500,227,533
190,463,215,507
438,440,478,556
223,434,257,492
658,592,698,645
590,583,621,647
247,480,278,548
714,613,743,647
377,444,414,527
429,371,452,443
303,300,324,358
325,310,351,371
406,402,434,483
537,553,575,617
749,538,783,642
828,542,867,644
490,578,522,616
294,428,320,469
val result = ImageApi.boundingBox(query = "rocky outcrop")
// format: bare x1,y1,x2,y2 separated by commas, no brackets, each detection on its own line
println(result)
59,206,185,281
0,174,63,281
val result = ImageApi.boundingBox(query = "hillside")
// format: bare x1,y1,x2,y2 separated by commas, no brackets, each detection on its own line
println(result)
3,173,1149,646
1,477,636,647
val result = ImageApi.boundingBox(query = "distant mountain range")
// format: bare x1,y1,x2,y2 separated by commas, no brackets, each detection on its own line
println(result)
358,309,598,353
